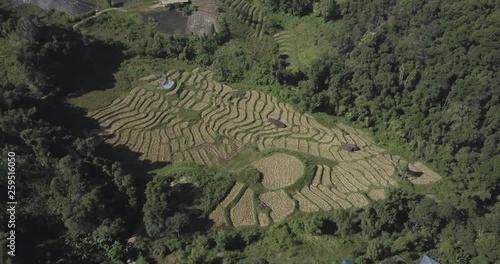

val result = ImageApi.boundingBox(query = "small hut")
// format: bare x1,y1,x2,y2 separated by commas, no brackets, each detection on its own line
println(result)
160,80,176,90
110,0,125,7
231,89,246,98
257,201,268,211
340,143,359,152
420,255,440,264
341,260,355,264
268,118,286,128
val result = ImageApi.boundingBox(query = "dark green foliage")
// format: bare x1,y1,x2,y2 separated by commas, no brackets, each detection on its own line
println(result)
230,167,262,189
1,0,500,263
0,12,139,264
214,45,250,82
265,0,314,16
143,165,233,240
313,0,341,21
167,2,198,16
143,175,173,237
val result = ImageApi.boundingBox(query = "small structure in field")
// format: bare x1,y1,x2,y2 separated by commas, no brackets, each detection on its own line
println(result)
340,143,359,152
341,259,354,264
257,201,267,211
160,0,189,5
420,255,440,264
268,118,286,128
231,89,246,98
160,80,176,90
110,0,125,7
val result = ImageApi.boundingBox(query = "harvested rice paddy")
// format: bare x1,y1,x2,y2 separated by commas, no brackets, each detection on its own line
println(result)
252,154,304,190
259,190,295,222
230,188,256,227
368,189,386,201
88,68,443,227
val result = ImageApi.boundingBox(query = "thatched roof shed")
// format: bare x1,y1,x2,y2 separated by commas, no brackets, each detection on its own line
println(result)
231,89,246,98
268,118,286,128
110,0,125,7
341,143,359,152
257,201,267,211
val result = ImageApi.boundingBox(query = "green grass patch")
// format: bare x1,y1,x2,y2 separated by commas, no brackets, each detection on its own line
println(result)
270,13,337,71
67,57,195,112
230,167,263,191
176,108,202,124
220,145,261,171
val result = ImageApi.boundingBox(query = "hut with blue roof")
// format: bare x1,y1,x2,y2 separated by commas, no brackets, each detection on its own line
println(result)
341,259,354,264
420,255,440,264
160,80,176,90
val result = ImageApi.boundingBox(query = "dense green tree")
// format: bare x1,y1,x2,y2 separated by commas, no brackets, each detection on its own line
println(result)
143,175,172,237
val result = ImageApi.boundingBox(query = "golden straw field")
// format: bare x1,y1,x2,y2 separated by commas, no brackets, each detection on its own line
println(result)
88,68,443,227
252,154,304,190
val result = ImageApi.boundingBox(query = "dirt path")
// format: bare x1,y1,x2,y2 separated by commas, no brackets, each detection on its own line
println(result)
73,7,126,29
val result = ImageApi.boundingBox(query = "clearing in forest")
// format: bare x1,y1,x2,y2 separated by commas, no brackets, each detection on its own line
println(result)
88,68,442,227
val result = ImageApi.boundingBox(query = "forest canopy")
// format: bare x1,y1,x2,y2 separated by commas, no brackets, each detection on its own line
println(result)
0,0,499,263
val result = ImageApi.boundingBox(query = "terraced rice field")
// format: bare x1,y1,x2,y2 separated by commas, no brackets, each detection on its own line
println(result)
259,190,295,222
252,154,304,190
209,205,226,227
219,0,268,39
410,162,442,185
258,212,271,227
89,68,442,226
229,188,256,227
368,189,386,201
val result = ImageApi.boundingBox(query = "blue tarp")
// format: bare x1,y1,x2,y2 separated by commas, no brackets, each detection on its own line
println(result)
420,255,440,264
161,80,175,90
341,260,354,264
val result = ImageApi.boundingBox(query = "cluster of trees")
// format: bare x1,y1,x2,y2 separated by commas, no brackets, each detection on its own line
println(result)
258,0,499,262
264,0,341,20
0,8,232,263
167,1,198,16
212,0,499,262
264,0,315,16
81,12,229,67
0,12,139,263
1,0,499,262
128,188,500,263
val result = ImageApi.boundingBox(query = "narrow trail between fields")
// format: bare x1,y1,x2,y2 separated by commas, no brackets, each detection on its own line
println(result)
73,7,127,29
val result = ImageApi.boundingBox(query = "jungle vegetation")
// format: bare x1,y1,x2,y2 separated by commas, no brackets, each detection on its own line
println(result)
0,0,499,263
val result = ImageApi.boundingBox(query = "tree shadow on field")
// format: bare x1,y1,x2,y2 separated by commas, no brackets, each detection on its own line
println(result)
60,102,169,200
170,182,215,233
69,38,127,96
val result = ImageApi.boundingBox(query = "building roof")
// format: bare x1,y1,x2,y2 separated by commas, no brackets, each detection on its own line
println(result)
268,118,286,128
341,260,354,264
110,0,124,5
161,80,175,90
160,0,189,4
231,89,246,98
420,255,440,264
341,143,360,152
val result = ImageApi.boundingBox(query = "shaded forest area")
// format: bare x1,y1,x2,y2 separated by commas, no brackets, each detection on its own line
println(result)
0,0,499,263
